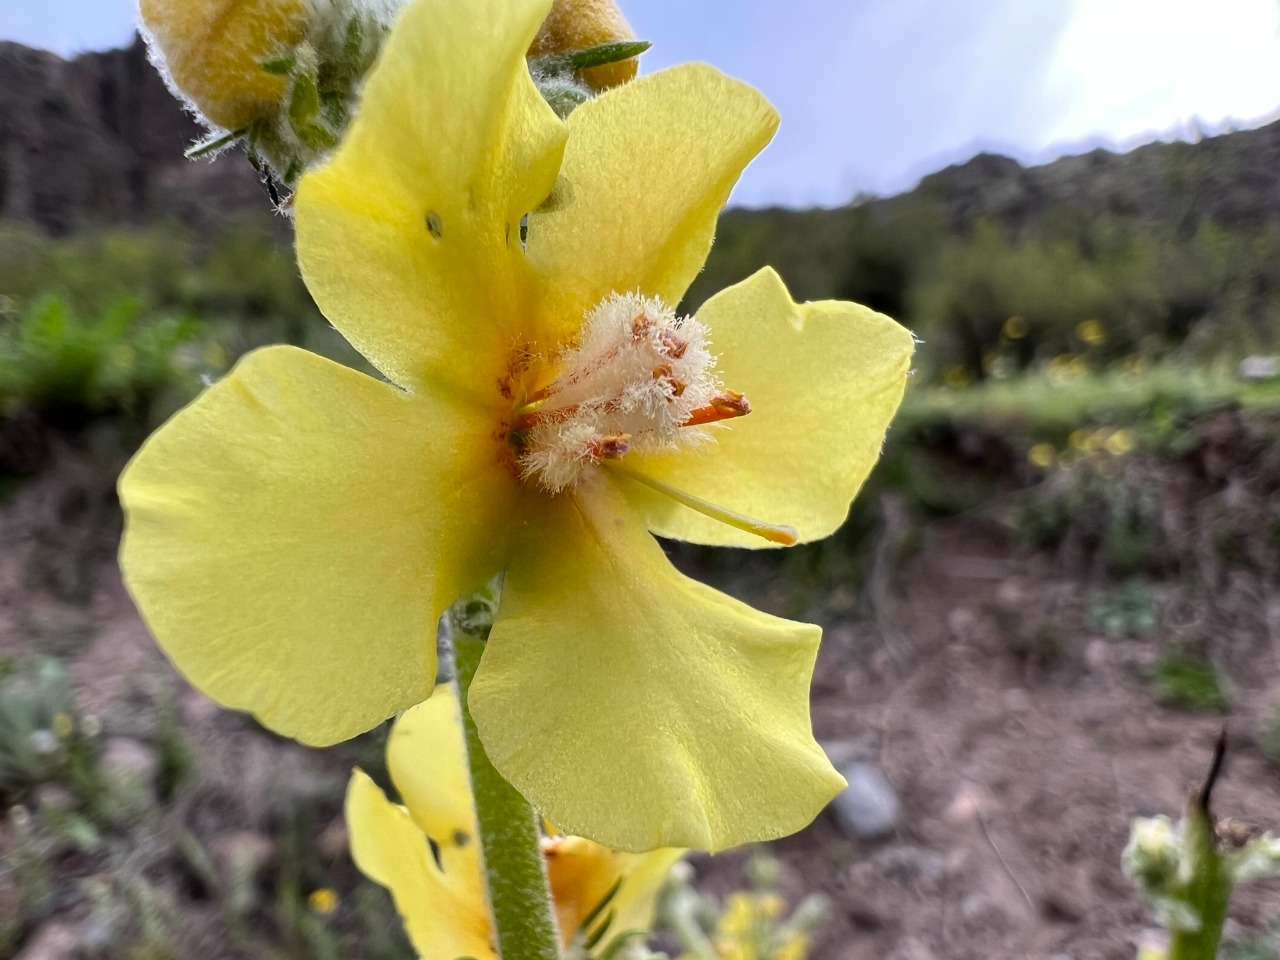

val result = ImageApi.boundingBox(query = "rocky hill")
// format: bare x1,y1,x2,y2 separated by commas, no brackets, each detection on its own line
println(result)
0,36,261,234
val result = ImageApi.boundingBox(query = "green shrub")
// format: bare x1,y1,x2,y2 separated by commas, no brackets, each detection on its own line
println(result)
1149,649,1229,713
0,294,213,427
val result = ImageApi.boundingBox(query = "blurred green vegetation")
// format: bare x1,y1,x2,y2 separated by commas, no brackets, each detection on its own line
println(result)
0,218,364,453
689,191,1280,382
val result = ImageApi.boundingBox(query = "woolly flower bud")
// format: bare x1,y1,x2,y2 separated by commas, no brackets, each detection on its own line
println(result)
529,0,639,91
139,0,313,129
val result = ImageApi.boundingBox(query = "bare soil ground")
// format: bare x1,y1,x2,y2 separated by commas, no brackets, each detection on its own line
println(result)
4,424,1280,959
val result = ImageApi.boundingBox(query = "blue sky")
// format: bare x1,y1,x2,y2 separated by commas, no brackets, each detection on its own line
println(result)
7,0,1280,206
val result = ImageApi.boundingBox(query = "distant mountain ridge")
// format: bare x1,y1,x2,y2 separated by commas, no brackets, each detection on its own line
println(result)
4,36,1280,243
0,36,262,235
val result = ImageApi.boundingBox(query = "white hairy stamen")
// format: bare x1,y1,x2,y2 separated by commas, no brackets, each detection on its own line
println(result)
517,292,720,492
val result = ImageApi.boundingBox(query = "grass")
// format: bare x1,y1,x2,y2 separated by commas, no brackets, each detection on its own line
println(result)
1149,649,1231,713
899,362,1280,455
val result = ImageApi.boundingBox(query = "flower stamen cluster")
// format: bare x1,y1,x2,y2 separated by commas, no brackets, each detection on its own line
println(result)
512,292,746,493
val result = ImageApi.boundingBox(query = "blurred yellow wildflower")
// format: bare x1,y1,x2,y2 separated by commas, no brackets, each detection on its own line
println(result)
347,686,682,958
1047,353,1088,385
1027,443,1055,469
1002,315,1028,340
119,0,912,851
530,0,640,90
1077,318,1107,347
307,887,339,915
704,891,812,960
138,0,311,129
1105,428,1136,457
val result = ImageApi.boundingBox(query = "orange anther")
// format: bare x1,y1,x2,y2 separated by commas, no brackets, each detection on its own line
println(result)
660,329,688,359
683,390,750,426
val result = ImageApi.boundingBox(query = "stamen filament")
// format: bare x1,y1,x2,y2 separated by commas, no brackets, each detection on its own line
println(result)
611,466,798,546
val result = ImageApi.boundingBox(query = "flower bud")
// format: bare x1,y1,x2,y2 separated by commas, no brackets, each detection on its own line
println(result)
139,0,313,129
529,0,639,91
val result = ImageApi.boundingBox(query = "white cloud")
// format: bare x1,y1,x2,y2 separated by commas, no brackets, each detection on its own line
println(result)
1044,0,1280,146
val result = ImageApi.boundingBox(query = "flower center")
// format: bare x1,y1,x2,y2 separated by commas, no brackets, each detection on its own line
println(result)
509,292,748,493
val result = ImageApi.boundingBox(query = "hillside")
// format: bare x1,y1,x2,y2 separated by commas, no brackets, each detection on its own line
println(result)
4,37,1280,377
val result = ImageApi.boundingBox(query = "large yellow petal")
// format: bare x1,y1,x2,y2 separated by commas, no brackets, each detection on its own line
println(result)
346,770,495,959
295,0,567,391
470,477,844,853
386,688,481,878
525,64,777,343
119,346,517,745
625,267,915,547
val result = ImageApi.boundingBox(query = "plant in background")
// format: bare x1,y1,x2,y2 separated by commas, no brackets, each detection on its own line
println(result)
0,294,207,428
658,853,828,960
1125,736,1280,960
0,658,78,801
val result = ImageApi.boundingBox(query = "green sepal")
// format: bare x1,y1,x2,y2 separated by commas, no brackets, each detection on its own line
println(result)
530,39,651,76
288,71,322,130
184,127,248,160
261,54,295,75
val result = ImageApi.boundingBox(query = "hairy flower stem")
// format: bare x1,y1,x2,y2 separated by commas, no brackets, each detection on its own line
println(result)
454,636,562,960
1166,801,1229,960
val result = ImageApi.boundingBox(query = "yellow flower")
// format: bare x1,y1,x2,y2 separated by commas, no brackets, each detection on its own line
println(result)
119,0,913,851
1076,318,1107,347
1026,443,1055,469
307,887,339,915
1002,315,1027,340
1105,428,1136,457
138,0,311,129
529,0,640,91
346,686,682,957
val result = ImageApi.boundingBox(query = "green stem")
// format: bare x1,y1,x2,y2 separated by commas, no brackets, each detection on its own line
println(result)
454,637,562,960
1167,801,1230,960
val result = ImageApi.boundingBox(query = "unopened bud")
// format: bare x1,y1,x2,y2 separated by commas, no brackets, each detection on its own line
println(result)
140,0,313,129
529,0,639,91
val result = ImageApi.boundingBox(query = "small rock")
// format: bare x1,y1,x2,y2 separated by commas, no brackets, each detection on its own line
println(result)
958,892,1015,932
15,923,80,960
943,783,990,823
819,735,877,769
1239,355,1278,380
831,762,900,840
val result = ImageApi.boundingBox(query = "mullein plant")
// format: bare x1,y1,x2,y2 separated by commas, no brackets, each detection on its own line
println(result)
127,0,914,955
1124,736,1280,960
139,0,649,190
